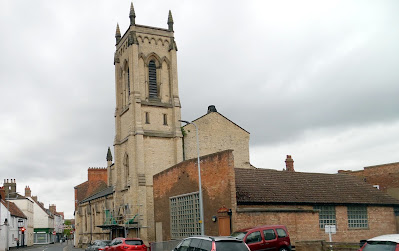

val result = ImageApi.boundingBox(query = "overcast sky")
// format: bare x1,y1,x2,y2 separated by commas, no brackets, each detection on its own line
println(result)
1,0,398,219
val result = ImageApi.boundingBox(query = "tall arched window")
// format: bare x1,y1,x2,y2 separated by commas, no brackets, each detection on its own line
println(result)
127,68,130,96
148,60,157,98
123,153,129,187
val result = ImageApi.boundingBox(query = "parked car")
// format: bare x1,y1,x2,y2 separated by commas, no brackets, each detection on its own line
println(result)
359,234,399,251
173,236,250,251
86,240,111,251
231,225,291,251
106,238,147,251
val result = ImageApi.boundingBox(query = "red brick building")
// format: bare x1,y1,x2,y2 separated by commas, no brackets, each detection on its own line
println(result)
74,167,108,210
339,162,399,200
153,150,399,244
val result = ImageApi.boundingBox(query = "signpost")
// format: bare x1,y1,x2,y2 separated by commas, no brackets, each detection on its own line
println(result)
325,225,336,242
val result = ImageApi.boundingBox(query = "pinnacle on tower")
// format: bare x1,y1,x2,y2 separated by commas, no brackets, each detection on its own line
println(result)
129,2,136,26
115,23,121,44
168,10,174,32
107,147,113,161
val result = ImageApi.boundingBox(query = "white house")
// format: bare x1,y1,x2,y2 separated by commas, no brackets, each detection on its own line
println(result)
32,197,55,244
9,187,35,246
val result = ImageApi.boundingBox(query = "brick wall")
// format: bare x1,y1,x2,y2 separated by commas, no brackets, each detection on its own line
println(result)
154,150,236,240
339,162,399,199
88,168,107,182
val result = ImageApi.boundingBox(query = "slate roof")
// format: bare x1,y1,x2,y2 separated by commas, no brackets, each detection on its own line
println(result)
235,168,399,206
75,180,108,204
1,200,27,219
80,186,114,204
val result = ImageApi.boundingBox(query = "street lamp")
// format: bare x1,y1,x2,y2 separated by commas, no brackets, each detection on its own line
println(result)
179,120,205,236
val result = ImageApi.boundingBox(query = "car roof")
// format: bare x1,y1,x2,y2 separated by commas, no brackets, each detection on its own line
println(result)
368,234,399,243
188,236,242,242
235,225,287,232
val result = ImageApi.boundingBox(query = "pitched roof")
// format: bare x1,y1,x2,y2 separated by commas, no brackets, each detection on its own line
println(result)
75,180,108,203
235,168,399,206
187,111,250,134
1,200,27,219
80,186,114,204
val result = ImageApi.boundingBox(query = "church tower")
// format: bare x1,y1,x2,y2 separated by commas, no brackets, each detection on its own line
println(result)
111,3,183,241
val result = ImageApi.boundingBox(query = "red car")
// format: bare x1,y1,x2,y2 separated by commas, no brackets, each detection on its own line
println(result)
105,238,147,251
231,225,291,251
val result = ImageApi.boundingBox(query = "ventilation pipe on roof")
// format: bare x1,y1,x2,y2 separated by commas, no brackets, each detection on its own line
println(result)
207,105,217,113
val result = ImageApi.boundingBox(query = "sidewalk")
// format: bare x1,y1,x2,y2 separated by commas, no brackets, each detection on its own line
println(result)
9,240,83,251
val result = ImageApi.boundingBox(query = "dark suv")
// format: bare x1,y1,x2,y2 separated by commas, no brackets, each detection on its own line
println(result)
231,225,291,251
173,236,250,251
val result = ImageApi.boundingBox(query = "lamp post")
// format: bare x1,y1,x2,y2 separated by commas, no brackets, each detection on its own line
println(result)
179,120,205,236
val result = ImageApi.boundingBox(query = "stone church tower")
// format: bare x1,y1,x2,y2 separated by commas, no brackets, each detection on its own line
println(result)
110,3,183,241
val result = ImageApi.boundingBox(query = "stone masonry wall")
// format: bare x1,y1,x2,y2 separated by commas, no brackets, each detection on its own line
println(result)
183,112,250,169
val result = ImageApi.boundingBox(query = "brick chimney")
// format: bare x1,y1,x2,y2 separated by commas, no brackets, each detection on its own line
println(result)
3,179,17,198
88,167,107,182
25,186,31,197
285,155,295,172
32,196,38,202
49,204,57,214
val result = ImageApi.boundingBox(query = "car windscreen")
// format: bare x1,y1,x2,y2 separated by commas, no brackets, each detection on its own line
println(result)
125,240,144,245
231,231,247,240
215,241,248,251
363,241,397,251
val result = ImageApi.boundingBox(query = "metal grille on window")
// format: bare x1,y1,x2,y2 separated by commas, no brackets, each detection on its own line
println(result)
170,192,200,238
314,205,336,229
347,205,368,229
148,60,157,98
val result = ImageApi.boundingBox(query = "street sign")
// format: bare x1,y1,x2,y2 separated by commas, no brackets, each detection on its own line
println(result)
325,225,336,234
52,231,56,235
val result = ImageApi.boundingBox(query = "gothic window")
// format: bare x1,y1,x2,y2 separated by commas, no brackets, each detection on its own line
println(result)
127,68,130,96
148,60,158,98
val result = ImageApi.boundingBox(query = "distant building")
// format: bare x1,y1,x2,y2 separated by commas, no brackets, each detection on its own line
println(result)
0,183,28,250
8,186,35,246
339,161,399,230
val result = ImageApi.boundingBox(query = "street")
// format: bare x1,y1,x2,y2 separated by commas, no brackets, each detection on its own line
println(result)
16,242,83,251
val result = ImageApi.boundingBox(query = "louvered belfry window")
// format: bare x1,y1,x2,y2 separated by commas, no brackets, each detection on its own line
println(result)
148,60,157,98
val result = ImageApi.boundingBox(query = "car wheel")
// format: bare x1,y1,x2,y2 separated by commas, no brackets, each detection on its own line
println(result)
279,247,289,251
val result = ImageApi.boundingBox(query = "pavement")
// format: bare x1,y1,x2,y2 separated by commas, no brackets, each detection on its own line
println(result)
9,241,84,251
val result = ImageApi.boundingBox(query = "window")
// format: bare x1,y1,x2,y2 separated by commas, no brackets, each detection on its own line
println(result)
246,231,262,244
145,112,150,124
263,229,276,240
348,205,368,229
123,153,129,187
148,60,157,98
314,205,336,229
276,228,287,238
170,192,201,238
163,114,168,125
